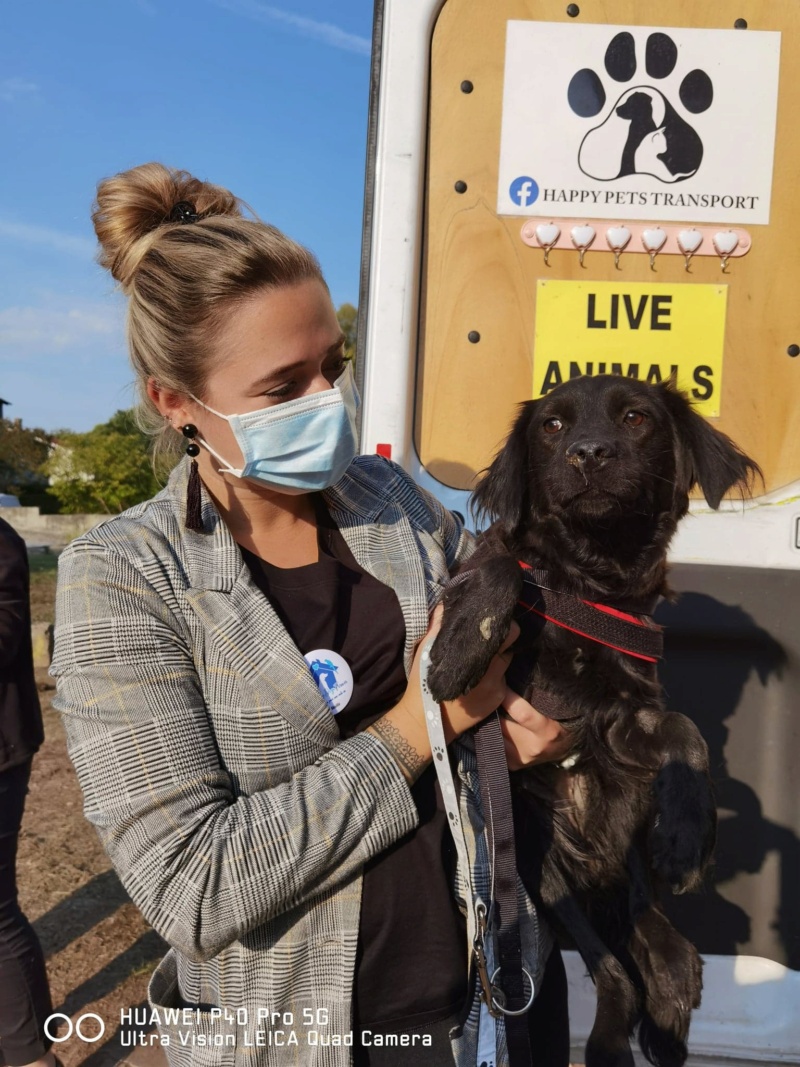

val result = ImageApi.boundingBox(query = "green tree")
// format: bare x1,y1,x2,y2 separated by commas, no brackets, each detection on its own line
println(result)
45,410,166,514
0,420,52,496
336,303,357,362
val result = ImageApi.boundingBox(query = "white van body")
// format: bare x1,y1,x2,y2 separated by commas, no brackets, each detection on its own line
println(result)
355,1,800,1064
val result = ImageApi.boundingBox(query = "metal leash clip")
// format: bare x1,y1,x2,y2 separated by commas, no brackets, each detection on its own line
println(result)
473,899,503,1019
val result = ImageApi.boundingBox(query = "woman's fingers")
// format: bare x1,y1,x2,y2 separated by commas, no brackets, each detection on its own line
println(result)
428,602,444,635
500,717,530,772
498,619,521,656
500,715,570,770
499,688,574,768
500,686,540,725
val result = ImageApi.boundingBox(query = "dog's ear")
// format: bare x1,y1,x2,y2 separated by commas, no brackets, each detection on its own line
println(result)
659,383,762,509
471,402,534,530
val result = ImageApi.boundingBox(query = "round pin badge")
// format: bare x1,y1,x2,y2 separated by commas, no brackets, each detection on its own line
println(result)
304,649,354,714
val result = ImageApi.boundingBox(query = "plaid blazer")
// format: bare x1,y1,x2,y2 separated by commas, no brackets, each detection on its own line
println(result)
51,455,550,1066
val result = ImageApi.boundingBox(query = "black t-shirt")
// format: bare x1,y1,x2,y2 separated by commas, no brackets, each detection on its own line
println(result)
240,499,468,1031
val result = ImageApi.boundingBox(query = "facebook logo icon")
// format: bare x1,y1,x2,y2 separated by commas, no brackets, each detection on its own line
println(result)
510,176,539,207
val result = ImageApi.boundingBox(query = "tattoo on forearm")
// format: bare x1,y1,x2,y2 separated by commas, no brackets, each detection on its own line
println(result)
368,719,428,784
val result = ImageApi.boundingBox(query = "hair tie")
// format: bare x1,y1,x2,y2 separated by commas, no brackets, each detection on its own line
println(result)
169,201,199,224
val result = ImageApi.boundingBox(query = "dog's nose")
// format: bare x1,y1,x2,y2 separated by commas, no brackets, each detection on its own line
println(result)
566,439,618,468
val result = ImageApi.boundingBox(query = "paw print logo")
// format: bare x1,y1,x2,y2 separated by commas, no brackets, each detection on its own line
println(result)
568,32,713,184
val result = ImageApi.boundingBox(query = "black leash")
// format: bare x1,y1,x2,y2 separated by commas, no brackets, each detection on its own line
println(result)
474,712,534,1066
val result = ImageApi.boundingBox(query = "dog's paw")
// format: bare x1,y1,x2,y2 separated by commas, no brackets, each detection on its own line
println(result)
426,554,522,701
584,1041,636,1067
585,963,638,1066
650,828,709,894
649,763,716,893
427,635,496,702
427,609,509,701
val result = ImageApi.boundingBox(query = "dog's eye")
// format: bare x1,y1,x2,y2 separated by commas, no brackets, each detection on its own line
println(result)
543,418,564,434
623,410,646,427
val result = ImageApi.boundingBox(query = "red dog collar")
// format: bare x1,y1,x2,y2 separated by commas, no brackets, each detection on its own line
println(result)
517,560,663,663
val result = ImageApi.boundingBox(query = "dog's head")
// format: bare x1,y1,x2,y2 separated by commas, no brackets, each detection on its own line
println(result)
472,375,760,538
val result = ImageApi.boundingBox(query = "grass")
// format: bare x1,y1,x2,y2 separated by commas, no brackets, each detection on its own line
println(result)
28,550,59,624
28,551,60,576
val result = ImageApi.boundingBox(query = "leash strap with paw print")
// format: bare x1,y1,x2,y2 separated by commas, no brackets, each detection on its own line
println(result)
420,639,534,1066
420,638,498,1067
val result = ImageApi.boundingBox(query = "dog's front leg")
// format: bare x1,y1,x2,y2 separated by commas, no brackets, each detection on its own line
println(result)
628,905,703,1067
427,555,522,701
621,709,716,894
534,866,638,1067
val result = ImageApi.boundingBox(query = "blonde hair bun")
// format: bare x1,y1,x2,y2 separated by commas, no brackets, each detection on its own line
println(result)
92,162,244,290
90,160,323,473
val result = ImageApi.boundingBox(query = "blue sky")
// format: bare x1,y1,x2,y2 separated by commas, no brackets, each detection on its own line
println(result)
0,0,373,432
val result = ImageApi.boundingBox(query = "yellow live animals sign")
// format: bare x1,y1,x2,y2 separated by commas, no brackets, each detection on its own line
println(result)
533,281,728,417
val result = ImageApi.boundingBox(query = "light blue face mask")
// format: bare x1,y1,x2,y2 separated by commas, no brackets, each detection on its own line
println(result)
193,363,360,494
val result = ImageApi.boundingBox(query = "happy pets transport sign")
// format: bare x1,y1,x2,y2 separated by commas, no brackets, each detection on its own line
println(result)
498,22,781,225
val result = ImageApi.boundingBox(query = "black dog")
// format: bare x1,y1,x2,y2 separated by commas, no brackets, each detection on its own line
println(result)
428,374,760,1067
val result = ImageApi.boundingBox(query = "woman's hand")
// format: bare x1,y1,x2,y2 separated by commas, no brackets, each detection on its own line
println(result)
499,688,574,770
367,608,520,784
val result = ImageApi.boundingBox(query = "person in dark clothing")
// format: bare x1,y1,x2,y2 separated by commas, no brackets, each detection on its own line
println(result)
0,518,55,1067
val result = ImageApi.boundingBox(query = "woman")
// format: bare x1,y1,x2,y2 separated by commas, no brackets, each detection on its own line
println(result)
51,163,570,1066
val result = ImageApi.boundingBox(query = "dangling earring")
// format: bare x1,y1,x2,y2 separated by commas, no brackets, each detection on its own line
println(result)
182,424,204,532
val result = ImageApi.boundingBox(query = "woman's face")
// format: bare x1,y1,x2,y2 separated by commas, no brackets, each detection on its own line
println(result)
186,278,348,475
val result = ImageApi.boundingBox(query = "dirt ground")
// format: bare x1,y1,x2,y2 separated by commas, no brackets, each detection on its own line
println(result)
20,557,167,1067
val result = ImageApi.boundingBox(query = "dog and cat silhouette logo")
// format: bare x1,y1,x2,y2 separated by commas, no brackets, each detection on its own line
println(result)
568,31,713,184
